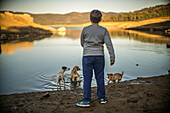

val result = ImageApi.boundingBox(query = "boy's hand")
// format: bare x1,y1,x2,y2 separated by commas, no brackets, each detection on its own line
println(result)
110,60,115,66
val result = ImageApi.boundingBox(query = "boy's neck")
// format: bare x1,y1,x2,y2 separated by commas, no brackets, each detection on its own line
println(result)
92,22,98,25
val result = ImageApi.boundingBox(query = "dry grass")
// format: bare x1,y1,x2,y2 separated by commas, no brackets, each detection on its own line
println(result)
0,11,57,33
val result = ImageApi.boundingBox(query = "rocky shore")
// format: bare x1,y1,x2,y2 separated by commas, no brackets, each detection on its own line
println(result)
0,74,169,113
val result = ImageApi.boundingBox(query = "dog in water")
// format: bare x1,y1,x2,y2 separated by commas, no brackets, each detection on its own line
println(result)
70,66,81,82
107,71,124,85
56,66,70,90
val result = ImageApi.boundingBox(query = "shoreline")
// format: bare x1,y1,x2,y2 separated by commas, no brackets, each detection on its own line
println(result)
49,17,170,29
0,74,169,113
1,17,169,44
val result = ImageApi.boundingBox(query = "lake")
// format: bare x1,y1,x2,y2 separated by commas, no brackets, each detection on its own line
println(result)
0,27,170,94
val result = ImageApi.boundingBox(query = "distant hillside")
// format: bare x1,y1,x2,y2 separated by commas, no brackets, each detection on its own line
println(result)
1,4,169,25
30,12,118,25
30,12,89,25
103,4,170,22
28,4,170,25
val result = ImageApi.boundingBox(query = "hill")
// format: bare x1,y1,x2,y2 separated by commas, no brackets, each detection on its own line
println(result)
30,12,118,25
0,11,58,43
29,4,170,25
0,11,56,33
102,4,170,22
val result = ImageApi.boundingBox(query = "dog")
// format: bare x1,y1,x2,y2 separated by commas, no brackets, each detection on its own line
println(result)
70,66,81,82
56,66,70,90
107,71,124,85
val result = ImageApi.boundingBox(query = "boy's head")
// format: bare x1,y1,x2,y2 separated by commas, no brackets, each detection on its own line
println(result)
90,10,102,23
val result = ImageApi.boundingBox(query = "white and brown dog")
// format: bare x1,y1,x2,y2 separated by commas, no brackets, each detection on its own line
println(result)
56,66,70,90
70,66,81,82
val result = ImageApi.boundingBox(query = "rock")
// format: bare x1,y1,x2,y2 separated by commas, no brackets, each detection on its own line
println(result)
146,92,154,97
127,97,138,103
43,92,50,98
41,92,50,100
10,106,18,110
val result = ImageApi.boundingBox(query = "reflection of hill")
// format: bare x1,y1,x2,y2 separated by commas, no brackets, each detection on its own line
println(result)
66,29,81,39
109,30,170,44
60,29,170,44
126,21,170,37
1,41,34,55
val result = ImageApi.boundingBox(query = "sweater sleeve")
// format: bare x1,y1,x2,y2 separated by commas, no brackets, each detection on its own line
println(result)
104,29,115,61
80,29,84,47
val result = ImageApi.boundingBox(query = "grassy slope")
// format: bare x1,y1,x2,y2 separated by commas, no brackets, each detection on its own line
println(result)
0,11,57,33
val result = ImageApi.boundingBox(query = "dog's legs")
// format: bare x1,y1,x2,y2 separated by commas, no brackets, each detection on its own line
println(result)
114,80,118,85
59,82,61,90
57,82,58,90
72,76,75,82
118,79,120,83
78,76,81,82
62,79,65,90
56,77,58,90
56,80,59,90
107,79,110,85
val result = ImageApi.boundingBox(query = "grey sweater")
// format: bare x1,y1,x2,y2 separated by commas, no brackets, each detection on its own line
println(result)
81,24,115,60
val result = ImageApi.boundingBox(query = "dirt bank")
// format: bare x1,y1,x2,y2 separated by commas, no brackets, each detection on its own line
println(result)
0,74,169,113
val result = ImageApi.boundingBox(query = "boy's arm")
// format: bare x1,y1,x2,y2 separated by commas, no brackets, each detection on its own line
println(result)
80,29,84,47
104,29,115,65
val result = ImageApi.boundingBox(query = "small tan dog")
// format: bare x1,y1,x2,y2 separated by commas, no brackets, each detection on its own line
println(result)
70,66,81,82
107,71,124,85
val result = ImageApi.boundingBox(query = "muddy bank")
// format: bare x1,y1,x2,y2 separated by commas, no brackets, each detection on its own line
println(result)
0,74,169,113
0,26,53,44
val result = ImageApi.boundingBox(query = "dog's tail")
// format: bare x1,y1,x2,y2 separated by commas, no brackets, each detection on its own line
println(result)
122,71,124,76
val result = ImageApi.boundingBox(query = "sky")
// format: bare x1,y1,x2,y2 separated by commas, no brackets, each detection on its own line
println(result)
0,0,169,14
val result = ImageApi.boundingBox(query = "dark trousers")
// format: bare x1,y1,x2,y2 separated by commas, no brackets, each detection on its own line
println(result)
82,56,106,101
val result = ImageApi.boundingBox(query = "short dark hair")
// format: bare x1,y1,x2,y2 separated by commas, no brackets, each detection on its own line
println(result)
90,10,102,23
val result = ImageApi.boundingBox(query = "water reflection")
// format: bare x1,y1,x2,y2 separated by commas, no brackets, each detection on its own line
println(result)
66,29,81,39
1,29,170,55
1,41,34,55
55,29,170,44
109,30,170,44
57,31,66,36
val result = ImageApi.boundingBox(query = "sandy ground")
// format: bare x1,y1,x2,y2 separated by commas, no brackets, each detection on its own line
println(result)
0,74,170,113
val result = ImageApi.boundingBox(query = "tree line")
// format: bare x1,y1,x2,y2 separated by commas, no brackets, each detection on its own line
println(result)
102,4,170,22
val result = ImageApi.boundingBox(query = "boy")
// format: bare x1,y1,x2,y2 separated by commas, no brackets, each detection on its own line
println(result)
76,10,115,107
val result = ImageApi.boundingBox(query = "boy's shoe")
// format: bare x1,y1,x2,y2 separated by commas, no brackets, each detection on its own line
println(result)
76,101,90,107
99,98,107,104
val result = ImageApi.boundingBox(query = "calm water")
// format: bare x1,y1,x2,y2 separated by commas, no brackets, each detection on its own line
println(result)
0,28,170,94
